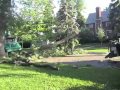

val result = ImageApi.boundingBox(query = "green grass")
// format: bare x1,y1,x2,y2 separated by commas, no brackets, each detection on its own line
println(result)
79,43,109,54
0,64,120,90
87,48,108,53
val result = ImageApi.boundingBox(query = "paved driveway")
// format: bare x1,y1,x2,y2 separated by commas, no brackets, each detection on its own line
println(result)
42,54,111,68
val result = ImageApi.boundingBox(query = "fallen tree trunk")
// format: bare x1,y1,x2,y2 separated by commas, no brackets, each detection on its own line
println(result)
40,33,78,50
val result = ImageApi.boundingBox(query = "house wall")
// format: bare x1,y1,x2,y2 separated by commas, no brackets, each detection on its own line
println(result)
86,7,113,39
86,21,112,38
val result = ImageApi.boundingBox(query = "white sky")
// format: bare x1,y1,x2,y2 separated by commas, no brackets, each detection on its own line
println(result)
53,0,60,15
15,0,111,18
82,0,111,18
53,0,111,18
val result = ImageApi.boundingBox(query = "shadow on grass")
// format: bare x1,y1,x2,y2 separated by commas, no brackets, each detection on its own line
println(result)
0,61,120,89
31,60,120,90
66,86,104,90
0,73,35,78
64,54,105,57
79,44,108,50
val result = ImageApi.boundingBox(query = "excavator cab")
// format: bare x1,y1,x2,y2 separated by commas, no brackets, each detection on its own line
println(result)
105,38,120,58
4,31,22,53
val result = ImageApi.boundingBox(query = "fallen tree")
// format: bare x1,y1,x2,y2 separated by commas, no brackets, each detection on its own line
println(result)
40,32,79,50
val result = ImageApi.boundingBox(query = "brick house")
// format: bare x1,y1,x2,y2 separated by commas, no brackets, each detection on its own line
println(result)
86,7,112,39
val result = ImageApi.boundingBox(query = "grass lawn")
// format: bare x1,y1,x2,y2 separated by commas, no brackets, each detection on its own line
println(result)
86,48,108,53
79,43,109,54
0,64,120,90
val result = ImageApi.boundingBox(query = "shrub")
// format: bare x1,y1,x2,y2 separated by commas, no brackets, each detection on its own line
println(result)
97,28,105,46
79,28,98,43
40,47,67,57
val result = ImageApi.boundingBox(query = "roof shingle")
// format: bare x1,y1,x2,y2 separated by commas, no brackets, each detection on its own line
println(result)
86,9,109,24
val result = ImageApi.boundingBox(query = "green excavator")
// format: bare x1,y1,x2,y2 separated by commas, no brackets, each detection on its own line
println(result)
4,31,22,53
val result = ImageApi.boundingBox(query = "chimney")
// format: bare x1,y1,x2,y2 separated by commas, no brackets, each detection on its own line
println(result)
95,7,102,34
96,7,101,19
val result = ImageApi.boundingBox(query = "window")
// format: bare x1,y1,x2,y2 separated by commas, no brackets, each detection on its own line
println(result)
105,22,110,27
89,24,93,28
106,30,112,36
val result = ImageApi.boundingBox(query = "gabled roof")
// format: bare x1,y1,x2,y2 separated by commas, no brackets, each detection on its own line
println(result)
86,9,109,24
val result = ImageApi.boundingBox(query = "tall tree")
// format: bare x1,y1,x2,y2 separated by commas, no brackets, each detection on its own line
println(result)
109,0,120,38
13,0,54,41
42,0,55,41
14,0,46,40
75,0,85,28
56,0,84,54
0,0,11,57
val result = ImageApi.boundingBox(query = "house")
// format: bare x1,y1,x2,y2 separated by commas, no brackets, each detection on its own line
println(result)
86,7,112,39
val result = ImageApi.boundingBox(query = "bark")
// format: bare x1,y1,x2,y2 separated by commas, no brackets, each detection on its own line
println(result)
0,12,6,57
101,41,103,47
0,0,11,57
0,30,6,57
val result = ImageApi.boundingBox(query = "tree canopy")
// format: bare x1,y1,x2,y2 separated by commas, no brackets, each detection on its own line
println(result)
0,0,85,56
55,0,84,53
109,0,120,38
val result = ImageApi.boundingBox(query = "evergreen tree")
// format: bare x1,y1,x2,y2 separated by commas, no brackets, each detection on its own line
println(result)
56,0,84,54
109,0,120,38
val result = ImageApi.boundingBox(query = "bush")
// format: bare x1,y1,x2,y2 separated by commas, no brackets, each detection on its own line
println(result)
79,28,98,43
40,47,67,57
97,28,105,46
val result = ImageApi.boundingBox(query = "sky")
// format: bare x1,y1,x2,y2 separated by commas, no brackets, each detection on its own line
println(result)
53,0,111,18
15,0,111,18
82,0,111,18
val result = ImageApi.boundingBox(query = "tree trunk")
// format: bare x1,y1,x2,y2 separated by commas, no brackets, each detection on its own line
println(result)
101,41,103,47
0,15,6,57
0,0,11,57
40,33,78,50
0,30,6,57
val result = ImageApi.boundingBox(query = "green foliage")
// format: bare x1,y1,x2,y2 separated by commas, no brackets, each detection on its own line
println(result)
21,34,33,41
56,0,84,54
75,0,85,28
8,51,30,62
66,39,80,54
40,47,67,57
10,0,55,42
79,28,96,43
0,0,85,57
109,0,120,38
97,28,105,45
71,39,80,48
